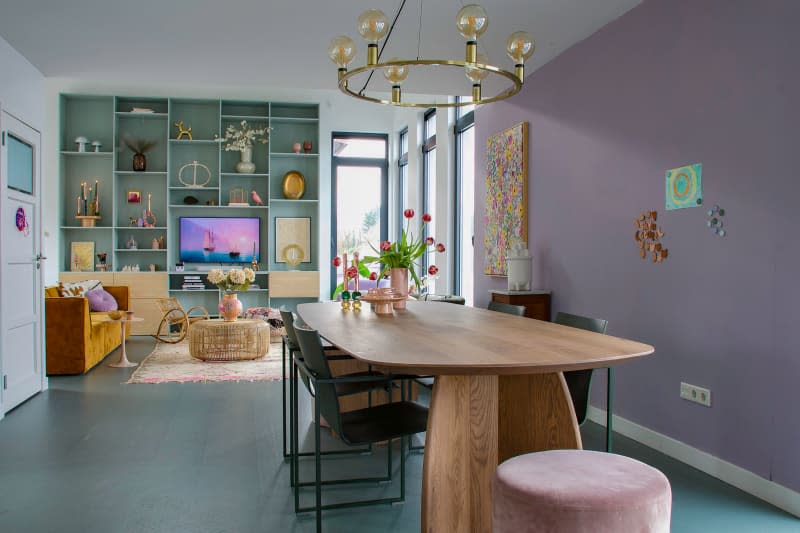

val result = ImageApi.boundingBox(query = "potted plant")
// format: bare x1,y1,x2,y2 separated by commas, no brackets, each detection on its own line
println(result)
206,267,256,321
333,209,445,309
122,136,157,172
217,120,272,173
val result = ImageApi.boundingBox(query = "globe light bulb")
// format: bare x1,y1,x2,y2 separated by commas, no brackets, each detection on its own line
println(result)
357,9,389,42
328,35,357,68
506,31,535,63
456,4,489,40
465,53,490,83
383,60,409,85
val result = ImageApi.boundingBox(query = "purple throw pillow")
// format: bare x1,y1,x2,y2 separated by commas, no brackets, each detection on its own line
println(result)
86,288,118,312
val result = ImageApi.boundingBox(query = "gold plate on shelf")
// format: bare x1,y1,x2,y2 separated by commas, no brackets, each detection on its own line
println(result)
282,170,306,199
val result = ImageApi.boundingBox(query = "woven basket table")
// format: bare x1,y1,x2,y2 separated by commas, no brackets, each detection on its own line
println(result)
188,319,270,361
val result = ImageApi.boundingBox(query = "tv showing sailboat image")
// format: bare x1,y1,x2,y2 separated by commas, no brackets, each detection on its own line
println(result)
179,217,260,264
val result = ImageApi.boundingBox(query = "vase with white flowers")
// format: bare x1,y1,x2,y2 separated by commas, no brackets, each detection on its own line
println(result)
217,120,272,174
207,267,256,321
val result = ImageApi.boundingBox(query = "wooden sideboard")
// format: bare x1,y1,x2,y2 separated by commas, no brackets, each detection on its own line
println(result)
489,290,551,321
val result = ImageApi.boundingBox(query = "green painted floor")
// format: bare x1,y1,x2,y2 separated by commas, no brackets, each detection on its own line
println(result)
0,337,796,532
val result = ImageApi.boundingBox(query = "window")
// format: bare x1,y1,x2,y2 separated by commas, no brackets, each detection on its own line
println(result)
331,133,388,287
454,99,475,305
422,109,437,293
397,127,408,240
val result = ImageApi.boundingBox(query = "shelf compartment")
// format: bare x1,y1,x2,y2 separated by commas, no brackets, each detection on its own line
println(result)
116,97,168,114
61,95,114,152
116,114,169,172
269,158,319,201
169,99,220,140
222,100,269,118
221,143,269,175
270,103,318,119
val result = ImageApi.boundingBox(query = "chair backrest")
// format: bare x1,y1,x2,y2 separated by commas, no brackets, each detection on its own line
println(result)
157,297,182,314
279,308,299,349
487,300,526,316
555,312,608,425
293,324,344,436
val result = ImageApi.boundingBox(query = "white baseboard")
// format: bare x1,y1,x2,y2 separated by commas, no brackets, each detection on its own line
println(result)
587,406,800,518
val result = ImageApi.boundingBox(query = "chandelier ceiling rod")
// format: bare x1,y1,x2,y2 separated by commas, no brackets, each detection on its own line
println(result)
359,0,408,96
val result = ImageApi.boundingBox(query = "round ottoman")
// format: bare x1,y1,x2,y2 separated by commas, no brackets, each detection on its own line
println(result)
188,319,270,361
493,450,671,533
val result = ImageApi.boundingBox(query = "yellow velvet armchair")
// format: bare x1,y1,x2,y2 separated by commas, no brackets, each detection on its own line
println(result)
45,286,130,375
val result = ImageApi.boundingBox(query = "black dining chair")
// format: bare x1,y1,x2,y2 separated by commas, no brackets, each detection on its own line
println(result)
554,311,613,452
487,300,527,316
293,323,429,533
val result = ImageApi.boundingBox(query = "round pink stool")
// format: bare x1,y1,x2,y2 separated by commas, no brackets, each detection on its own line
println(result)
493,450,671,533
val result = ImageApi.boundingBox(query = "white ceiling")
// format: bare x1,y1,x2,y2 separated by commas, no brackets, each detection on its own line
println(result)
0,0,641,98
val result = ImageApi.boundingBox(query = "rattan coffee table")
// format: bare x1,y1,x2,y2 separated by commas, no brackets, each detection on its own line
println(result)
188,319,270,361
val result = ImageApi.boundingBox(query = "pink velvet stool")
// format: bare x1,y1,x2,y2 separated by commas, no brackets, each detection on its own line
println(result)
493,450,671,533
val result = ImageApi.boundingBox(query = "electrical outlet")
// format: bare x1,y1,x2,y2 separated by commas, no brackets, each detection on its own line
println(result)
680,382,711,407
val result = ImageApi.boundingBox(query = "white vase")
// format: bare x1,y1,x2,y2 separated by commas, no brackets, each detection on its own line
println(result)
236,146,256,174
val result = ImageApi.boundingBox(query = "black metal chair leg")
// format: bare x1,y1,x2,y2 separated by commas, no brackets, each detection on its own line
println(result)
606,367,614,453
282,338,288,458
315,391,322,533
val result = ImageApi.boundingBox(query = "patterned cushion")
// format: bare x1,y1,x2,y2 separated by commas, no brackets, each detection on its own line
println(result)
86,287,118,312
58,279,102,297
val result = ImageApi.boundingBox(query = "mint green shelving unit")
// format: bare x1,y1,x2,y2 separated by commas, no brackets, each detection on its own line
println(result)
59,94,320,313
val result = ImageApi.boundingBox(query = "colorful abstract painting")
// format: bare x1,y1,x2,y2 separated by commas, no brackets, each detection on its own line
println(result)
484,122,528,276
665,163,703,210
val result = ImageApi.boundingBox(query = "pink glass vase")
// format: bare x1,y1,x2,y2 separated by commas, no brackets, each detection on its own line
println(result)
390,267,409,310
219,293,242,321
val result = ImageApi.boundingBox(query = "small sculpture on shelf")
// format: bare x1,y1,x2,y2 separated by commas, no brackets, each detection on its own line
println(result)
75,179,101,227
91,140,102,152
96,252,109,272
293,142,302,154
74,136,89,152
229,187,248,207
122,136,157,172
142,193,157,227
127,235,138,250
303,140,313,153
251,242,259,272
174,120,193,140
250,190,265,206
178,160,211,188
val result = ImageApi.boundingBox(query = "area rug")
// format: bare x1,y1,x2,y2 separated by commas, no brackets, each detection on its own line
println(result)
127,340,284,384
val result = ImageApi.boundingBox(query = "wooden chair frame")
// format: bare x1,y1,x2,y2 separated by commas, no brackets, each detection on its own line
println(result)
153,297,210,343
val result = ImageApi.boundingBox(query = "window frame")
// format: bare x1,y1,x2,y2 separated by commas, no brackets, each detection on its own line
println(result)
397,127,408,241
421,109,436,275
453,101,475,296
330,132,389,288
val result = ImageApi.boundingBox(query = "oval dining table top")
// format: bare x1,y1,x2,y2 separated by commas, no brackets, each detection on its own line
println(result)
297,301,654,375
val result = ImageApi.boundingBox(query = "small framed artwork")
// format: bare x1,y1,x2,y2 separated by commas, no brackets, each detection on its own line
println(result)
70,241,95,272
127,190,141,204
275,217,311,264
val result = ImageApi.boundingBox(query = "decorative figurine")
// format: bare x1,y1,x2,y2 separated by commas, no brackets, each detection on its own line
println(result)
303,140,313,153
91,140,102,152
293,142,302,154
174,120,193,140
178,160,211,188
250,190,265,205
127,235,138,250
352,252,362,310
74,136,89,152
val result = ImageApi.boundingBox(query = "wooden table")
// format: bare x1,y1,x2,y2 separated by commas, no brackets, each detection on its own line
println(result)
297,301,654,533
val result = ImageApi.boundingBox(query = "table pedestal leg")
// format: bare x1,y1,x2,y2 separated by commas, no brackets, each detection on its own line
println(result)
109,321,137,368
422,375,498,533
421,372,581,533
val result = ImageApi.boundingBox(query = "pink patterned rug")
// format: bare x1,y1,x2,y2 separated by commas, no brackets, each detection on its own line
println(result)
127,340,284,384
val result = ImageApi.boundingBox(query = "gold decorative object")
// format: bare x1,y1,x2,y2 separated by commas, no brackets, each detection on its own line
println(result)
75,179,101,225
174,120,193,140
282,170,306,199
329,5,534,108
280,244,305,267
178,160,212,188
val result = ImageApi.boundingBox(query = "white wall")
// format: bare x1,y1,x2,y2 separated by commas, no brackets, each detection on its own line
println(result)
43,78,398,294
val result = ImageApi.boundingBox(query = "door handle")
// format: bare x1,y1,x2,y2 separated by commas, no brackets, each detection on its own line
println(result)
35,254,47,269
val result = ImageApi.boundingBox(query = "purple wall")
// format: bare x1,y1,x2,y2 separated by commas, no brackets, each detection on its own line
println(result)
474,0,800,491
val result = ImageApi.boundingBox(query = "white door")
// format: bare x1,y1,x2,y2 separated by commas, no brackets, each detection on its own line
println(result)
1,109,44,413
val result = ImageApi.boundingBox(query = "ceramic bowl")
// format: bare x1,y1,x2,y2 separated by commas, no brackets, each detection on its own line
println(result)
107,310,123,320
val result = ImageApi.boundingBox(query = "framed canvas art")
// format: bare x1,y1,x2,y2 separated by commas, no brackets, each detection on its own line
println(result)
275,217,311,264
484,121,528,276
70,241,95,272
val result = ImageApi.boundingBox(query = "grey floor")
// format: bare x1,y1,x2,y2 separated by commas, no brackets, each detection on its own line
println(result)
0,337,796,533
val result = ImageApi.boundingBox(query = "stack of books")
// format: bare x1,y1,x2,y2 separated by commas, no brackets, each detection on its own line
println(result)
182,275,206,290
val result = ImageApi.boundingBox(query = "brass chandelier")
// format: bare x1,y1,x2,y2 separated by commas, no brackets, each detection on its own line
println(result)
327,3,535,108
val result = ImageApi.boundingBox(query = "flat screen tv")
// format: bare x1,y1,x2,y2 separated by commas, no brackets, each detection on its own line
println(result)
179,217,260,264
